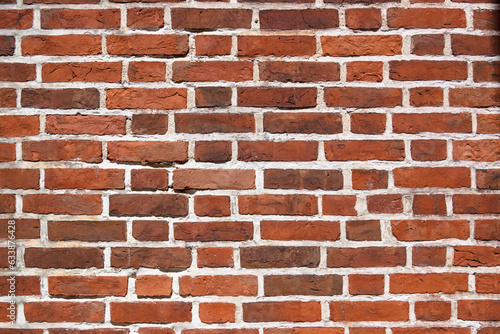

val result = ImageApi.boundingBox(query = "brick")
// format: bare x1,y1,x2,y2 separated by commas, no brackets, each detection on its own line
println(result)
394,167,470,188
264,169,342,190
392,329,469,334
174,169,254,190
22,35,101,56
131,169,169,191
107,88,187,109
264,113,342,134
478,329,500,334
452,35,499,55
0,219,39,240
184,331,255,334
46,115,125,135
347,62,383,82
48,276,127,297
411,34,444,55
351,113,385,134
135,276,172,298
238,36,316,57
129,62,166,82
325,87,402,108
260,9,338,30
0,89,16,108
345,9,381,30
132,220,169,241
49,330,128,334
241,246,320,268
411,140,447,161
175,113,254,133
196,35,231,56
413,247,447,267
173,61,253,82
171,9,252,31
110,302,191,323
352,169,388,190
458,300,500,321
48,220,126,242
23,140,102,162
260,62,340,82
195,141,231,162
194,196,231,217
474,9,499,30
349,275,384,295
453,140,500,161
239,141,318,161
22,89,100,109
0,195,15,213
367,194,403,213
475,220,500,240
109,194,188,217
107,141,188,163
474,61,500,82
477,169,500,189
131,115,169,135
322,35,402,56
197,248,234,268
0,63,35,81
45,168,124,190
127,8,164,30
390,273,468,294
199,303,235,323
107,35,188,56
454,246,500,267
138,329,174,334
413,195,447,215
179,275,257,296
174,222,253,242
326,140,404,161
328,247,406,267
238,87,317,108
323,195,357,216
350,329,385,334
266,330,343,334
330,301,409,321
239,195,318,215
390,61,467,81
111,247,191,270
43,62,121,83
0,10,33,29
346,220,381,241
0,169,39,189
260,220,340,241
243,302,321,322
453,194,500,214
24,302,104,323
265,275,342,296
195,87,232,107
450,88,499,107
24,248,103,269
388,8,465,28
0,276,39,296
41,9,120,29
476,274,500,293
23,194,102,215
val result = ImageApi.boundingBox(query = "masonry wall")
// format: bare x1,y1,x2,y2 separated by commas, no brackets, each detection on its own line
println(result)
0,0,499,333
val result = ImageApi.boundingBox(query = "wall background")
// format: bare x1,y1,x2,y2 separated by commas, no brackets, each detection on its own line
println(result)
0,0,499,332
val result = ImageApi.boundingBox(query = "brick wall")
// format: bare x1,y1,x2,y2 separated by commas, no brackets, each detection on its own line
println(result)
0,0,499,332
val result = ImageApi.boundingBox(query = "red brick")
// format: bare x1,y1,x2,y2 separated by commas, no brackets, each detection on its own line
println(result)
454,194,500,214
175,113,254,133
328,247,406,268
260,220,340,241
107,141,188,164
239,141,318,161
413,247,447,267
394,167,470,188
0,89,16,107
391,273,468,294
349,275,384,295
239,195,318,216
174,169,254,190
388,8,465,28
0,63,35,81
345,9,381,30
452,35,499,55
411,140,447,161
42,62,121,83
22,88,100,109
260,9,338,30
347,62,383,82
325,140,404,161
107,35,188,56
241,246,320,268
109,194,188,217
367,194,403,213
346,220,381,241
264,275,342,296
322,35,402,56
45,168,124,190
180,275,257,296
199,303,235,323
238,87,317,108
474,9,499,30
475,220,500,240
260,62,340,83
238,36,316,57
131,114,169,135
46,115,125,135
0,195,15,213
127,8,164,30
477,169,500,189
0,276,39,296
173,61,252,82
24,302,104,323
244,301,321,322
110,302,191,323
323,195,357,216
415,302,453,321
450,88,499,107
351,113,385,134
111,247,191,270
458,300,500,321
266,329,343,334
476,274,500,293
474,61,500,82
132,220,169,241
23,194,102,215
0,169,39,189
194,196,230,217
350,329,385,334
171,8,252,31
392,329,469,334
41,9,120,29
454,246,500,267
22,35,101,56
131,169,169,190
195,141,231,162
195,87,232,107
175,221,253,242
264,169,342,190
325,87,402,108
0,219,39,240
413,194,447,215
453,140,500,161
49,276,127,297
24,248,104,269
195,35,231,56
411,34,444,55
352,169,388,190
330,301,409,321
197,247,234,268
48,220,126,242
135,276,172,298
0,10,33,29
107,88,187,109
390,61,467,81
264,113,341,134
129,62,166,82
